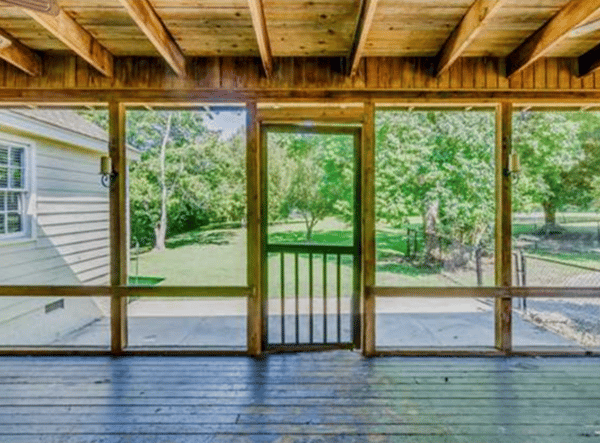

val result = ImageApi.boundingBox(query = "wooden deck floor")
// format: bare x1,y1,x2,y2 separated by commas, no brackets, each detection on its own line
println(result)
0,352,599,442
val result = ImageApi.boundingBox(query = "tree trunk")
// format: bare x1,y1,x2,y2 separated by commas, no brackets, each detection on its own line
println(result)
423,200,440,262
154,112,173,251
542,200,556,227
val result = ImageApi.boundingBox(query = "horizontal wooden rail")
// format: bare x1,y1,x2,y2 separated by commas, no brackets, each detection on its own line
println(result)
0,286,112,296
267,243,355,255
0,286,254,298
370,286,600,298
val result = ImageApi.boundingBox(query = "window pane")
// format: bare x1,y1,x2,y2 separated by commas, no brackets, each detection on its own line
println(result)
127,107,247,286
512,110,600,350
0,166,7,188
6,192,19,211
127,297,247,349
10,168,23,189
7,213,21,233
0,147,7,165
10,148,24,167
0,296,110,347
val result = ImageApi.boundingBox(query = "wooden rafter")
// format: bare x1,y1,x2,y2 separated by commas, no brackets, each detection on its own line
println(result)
117,0,186,77
348,0,379,77
0,28,41,76
435,0,506,76
248,0,272,77
506,0,600,77
24,8,113,77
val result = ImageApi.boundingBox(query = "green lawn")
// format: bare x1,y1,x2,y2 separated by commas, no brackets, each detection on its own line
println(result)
130,216,600,289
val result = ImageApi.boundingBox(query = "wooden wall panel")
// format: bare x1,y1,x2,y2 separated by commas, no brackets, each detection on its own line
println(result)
0,55,598,99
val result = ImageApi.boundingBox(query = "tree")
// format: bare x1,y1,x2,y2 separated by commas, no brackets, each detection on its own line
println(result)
268,132,354,241
375,110,496,260
512,112,587,227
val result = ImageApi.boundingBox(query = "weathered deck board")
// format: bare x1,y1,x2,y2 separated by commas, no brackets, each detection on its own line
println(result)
0,352,599,442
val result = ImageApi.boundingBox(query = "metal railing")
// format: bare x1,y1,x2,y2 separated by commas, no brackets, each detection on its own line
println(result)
266,243,355,346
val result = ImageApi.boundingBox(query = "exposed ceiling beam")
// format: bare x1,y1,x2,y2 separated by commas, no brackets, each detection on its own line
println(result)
248,0,272,78
506,0,600,78
435,0,506,76
0,28,41,76
348,0,379,77
578,42,600,77
24,8,113,77
117,0,186,77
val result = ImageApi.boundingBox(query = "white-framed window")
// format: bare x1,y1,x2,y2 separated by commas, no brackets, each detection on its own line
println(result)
0,143,28,238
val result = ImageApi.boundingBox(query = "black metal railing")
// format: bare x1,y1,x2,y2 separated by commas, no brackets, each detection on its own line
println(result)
267,243,355,346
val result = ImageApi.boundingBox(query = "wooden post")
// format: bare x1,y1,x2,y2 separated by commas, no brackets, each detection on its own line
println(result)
108,101,128,354
362,102,376,356
495,102,512,352
246,102,263,356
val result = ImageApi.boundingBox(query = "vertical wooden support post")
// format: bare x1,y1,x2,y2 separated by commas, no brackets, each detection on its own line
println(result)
109,101,128,354
362,102,376,356
246,102,263,356
495,102,512,352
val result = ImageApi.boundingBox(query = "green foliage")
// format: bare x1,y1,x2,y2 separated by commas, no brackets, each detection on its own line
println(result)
513,111,600,223
128,111,246,247
375,111,495,247
267,132,354,240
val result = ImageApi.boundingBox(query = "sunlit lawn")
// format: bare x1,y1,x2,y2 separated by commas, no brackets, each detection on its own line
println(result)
131,216,600,289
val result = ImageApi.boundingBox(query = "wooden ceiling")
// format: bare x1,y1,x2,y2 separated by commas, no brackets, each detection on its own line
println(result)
1,0,600,80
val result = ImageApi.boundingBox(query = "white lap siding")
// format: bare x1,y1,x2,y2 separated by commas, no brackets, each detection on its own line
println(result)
0,131,110,346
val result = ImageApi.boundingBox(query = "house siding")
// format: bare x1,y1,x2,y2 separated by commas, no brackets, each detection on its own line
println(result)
0,130,110,346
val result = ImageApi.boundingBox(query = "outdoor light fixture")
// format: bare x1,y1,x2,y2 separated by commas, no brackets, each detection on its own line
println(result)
504,151,521,181
99,156,117,188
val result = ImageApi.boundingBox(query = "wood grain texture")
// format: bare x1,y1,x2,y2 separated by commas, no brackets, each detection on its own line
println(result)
24,9,114,77
1,353,600,439
436,0,506,76
495,102,512,352
108,101,127,353
506,0,600,77
348,0,379,76
0,28,41,76
361,102,375,356
247,0,273,77
0,55,599,94
117,0,186,76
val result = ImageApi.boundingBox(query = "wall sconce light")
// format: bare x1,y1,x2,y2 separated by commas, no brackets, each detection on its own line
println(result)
99,156,117,188
504,151,521,181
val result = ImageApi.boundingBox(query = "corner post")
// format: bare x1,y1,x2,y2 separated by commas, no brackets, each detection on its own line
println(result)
109,101,128,354
246,102,263,356
362,101,376,356
495,102,512,352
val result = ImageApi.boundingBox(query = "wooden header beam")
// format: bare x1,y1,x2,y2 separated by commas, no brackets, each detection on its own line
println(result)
506,0,600,77
118,0,186,77
0,28,41,76
24,9,114,77
435,0,505,76
348,0,379,77
248,0,273,78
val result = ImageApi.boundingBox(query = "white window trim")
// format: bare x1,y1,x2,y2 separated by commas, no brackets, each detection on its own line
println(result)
0,134,36,242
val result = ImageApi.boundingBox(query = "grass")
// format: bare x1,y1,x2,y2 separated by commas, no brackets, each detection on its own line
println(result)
131,216,600,289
